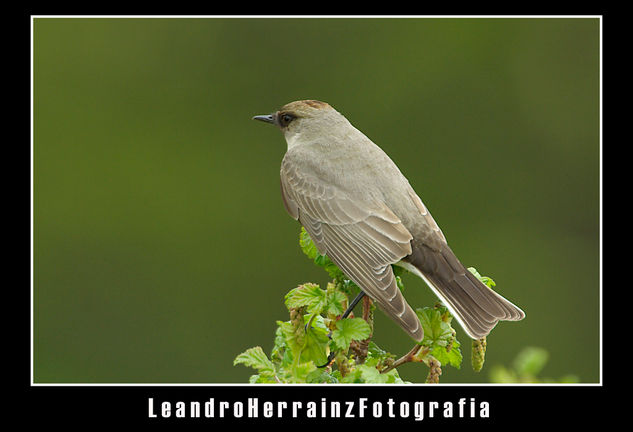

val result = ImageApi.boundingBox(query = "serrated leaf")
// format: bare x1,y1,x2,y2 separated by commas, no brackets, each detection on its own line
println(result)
354,362,404,384
323,262,345,280
331,318,371,350
292,314,330,367
285,283,327,314
306,368,338,383
467,267,482,279
299,227,319,260
366,341,395,363
336,279,360,296
431,343,463,370
303,313,328,331
248,374,262,384
277,320,300,354
301,323,330,365
313,253,329,267
314,253,345,280
325,289,346,316
276,316,329,369
468,267,496,288
300,228,349,280
271,322,291,361
234,347,276,376
416,307,454,348
293,361,318,382
357,364,388,383
250,374,280,384
280,348,293,369
339,367,363,383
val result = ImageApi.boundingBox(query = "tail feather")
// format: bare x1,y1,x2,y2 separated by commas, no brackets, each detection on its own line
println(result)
401,242,525,340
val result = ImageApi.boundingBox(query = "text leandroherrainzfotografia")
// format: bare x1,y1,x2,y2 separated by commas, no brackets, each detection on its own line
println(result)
148,397,490,421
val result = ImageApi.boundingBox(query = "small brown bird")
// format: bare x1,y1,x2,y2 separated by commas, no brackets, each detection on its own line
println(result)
254,100,525,342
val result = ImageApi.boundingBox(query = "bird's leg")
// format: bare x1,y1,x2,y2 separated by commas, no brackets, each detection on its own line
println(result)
305,290,366,333
342,290,366,319
317,291,366,368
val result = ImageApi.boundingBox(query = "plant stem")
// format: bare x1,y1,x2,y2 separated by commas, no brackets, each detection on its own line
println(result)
380,344,428,374
353,296,373,364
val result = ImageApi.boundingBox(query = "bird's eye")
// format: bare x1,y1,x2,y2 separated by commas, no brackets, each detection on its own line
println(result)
279,113,295,127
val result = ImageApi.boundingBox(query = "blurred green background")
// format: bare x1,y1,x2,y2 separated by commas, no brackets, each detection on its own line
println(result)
33,17,600,383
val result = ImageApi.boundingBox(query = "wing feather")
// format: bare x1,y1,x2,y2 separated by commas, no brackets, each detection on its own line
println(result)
280,160,423,341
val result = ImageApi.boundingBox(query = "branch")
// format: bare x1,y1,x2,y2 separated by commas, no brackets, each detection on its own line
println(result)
380,344,428,374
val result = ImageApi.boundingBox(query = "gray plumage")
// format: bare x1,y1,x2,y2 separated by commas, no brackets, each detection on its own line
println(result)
254,100,525,342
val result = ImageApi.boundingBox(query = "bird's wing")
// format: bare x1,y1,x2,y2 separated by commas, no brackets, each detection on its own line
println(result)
280,158,423,342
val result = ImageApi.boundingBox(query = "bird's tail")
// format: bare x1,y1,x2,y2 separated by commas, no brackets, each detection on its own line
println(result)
400,244,525,340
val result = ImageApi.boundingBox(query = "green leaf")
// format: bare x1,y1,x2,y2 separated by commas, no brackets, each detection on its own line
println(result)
339,367,363,383
302,322,331,366
337,279,360,296
325,289,346,316
331,318,371,350
513,347,549,376
416,307,454,348
293,361,318,382
233,347,276,376
489,365,518,383
250,374,281,384
352,358,405,384
300,228,346,280
357,364,388,383
323,261,345,280
306,368,338,383
416,307,463,370
431,340,463,370
488,347,575,384
316,254,344,280
299,227,319,260
270,325,287,363
285,283,327,315
366,341,392,361
277,320,300,355
313,253,329,267
359,357,400,383
275,316,329,375
395,275,405,292
468,267,496,288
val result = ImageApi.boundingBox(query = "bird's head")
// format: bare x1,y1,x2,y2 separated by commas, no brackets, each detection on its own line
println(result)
253,100,349,147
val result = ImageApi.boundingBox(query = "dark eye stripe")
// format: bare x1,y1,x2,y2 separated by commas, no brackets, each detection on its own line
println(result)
279,113,295,127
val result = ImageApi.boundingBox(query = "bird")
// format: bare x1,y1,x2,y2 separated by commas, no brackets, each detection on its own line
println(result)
253,99,525,342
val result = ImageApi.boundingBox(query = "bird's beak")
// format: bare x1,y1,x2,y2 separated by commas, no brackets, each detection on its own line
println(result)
252,114,275,124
